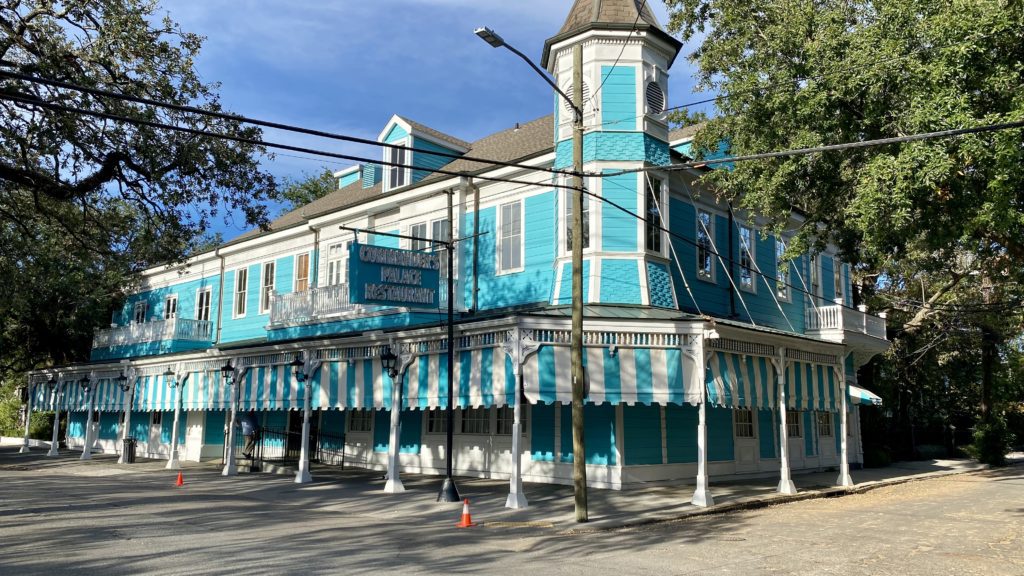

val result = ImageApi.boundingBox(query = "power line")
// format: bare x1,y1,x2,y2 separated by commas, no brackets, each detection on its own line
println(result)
595,118,1024,177
0,90,580,193
0,70,572,178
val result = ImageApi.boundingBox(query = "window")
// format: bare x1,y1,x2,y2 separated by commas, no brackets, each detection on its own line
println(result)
461,407,490,434
164,295,178,320
775,240,790,301
132,301,148,324
497,200,522,273
833,260,844,303
564,188,590,252
260,261,275,314
426,409,448,434
786,410,802,437
152,412,162,425
646,177,664,252
496,406,527,435
348,409,372,432
196,288,212,322
326,241,350,286
817,411,834,437
810,255,821,299
234,268,248,317
431,218,451,279
739,225,755,292
410,222,429,251
734,408,755,438
696,210,714,281
295,253,310,293
386,143,409,190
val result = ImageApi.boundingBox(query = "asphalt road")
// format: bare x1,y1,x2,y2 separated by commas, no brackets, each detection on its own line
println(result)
1,453,1021,575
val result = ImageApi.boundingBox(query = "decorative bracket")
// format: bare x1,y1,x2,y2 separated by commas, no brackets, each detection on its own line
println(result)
503,327,540,376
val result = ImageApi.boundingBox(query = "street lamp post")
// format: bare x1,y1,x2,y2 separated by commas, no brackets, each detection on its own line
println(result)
475,26,588,522
221,361,239,476
19,380,35,454
291,354,313,484
164,367,183,469
78,375,93,461
46,376,61,457
116,371,133,464
380,346,405,493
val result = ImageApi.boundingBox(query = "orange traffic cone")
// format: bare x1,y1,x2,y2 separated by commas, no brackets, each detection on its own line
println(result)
455,498,476,528
175,471,184,487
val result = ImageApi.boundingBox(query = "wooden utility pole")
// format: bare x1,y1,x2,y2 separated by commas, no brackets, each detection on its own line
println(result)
570,42,588,523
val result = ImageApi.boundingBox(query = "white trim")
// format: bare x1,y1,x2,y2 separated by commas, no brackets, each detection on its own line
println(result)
259,260,276,315
644,173,668,257
195,286,213,322
495,199,524,275
163,295,178,320
383,136,412,192
738,224,757,294
232,267,249,319
775,238,792,303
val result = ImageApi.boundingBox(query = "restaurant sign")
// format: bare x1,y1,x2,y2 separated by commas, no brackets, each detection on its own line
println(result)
348,243,440,308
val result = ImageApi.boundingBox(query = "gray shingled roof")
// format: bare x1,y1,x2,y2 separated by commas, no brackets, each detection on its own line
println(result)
558,0,665,36
669,123,704,142
226,115,554,246
396,116,472,151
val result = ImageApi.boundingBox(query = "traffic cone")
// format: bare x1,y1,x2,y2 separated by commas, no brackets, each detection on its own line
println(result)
455,498,476,528
175,471,184,487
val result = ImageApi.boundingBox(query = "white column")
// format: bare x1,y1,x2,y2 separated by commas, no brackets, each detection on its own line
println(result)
80,387,94,461
166,374,184,470
506,371,528,509
836,365,853,487
384,370,405,493
117,376,135,464
20,382,35,454
691,396,714,507
222,370,240,476
47,384,62,457
776,351,797,494
295,368,313,484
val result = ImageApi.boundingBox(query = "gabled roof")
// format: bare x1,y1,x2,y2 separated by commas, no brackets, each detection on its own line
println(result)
394,115,471,151
669,123,703,143
542,0,683,68
225,115,555,246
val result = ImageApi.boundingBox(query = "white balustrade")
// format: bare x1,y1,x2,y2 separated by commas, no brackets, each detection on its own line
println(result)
92,318,212,349
270,280,455,327
805,305,886,339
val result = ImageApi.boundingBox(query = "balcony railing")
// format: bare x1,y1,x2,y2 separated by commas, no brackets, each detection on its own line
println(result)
805,305,887,340
92,318,213,349
269,281,451,327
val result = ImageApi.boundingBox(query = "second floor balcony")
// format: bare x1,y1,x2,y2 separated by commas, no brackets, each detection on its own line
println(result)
805,304,889,365
92,317,214,350
269,282,452,328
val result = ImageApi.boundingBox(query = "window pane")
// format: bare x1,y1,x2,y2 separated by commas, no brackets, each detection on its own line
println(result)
776,240,789,300
646,178,662,252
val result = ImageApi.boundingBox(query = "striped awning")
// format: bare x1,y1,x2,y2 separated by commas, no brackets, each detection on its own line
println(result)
848,384,883,406
405,348,514,409
180,370,233,411
133,373,177,411
56,379,126,412
785,361,841,412
238,364,308,411
312,358,391,410
706,351,776,409
522,345,697,406
28,383,52,412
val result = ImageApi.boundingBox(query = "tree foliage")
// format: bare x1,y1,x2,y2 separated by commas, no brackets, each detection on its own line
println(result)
278,168,337,215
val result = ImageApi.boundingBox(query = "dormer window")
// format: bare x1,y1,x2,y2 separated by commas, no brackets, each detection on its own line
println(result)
386,141,409,190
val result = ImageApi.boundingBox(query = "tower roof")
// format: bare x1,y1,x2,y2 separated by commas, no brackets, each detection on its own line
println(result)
542,0,683,68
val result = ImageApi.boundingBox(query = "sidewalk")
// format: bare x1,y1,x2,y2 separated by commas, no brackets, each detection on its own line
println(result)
2,440,1019,534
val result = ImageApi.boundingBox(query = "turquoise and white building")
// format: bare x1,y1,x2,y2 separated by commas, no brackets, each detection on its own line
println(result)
23,0,888,505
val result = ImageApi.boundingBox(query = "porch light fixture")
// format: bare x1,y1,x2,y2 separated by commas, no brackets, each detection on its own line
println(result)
163,367,177,388
380,347,398,379
290,355,306,383
220,360,234,385
46,375,58,390
78,375,91,391
115,372,129,392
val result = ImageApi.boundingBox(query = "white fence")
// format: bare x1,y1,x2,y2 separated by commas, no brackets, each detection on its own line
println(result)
805,305,886,339
92,318,213,349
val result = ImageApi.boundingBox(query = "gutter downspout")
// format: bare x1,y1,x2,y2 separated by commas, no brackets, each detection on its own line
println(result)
215,248,226,344
309,225,321,288
464,177,480,313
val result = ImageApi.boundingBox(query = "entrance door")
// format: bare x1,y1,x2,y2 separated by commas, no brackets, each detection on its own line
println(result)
184,412,204,462
786,410,805,470
149,412,164,455
733,408,758,473
817,411,837,462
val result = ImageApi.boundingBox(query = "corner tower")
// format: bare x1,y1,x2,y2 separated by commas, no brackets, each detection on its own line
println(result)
543,0,684,309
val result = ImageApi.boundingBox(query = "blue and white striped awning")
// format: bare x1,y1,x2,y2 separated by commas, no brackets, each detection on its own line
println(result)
55,378,126,412
180,370,233,411
522,345,698,406
28,383,51,412
785,361,841,412
706,351,776,409
133,373,178,412
848,384,883,406
312,359,390,410
238,364,308,411
404,348,514,409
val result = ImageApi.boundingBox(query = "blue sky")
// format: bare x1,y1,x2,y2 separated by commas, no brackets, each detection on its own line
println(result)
166,1,709,239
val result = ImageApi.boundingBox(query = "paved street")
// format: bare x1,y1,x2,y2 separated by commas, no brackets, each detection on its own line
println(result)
0,448,1021,575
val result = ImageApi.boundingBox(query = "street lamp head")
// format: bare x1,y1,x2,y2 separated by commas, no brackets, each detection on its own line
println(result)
290,354,306,384
163,367,177,388
474,27,504,48
220,360,235,386
47,375,58,389
115,372,129,392
379,347,398,379
78,375,91,391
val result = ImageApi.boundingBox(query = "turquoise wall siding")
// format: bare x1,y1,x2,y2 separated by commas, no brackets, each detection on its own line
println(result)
362,164,380,188
384,124,408,144
339,172,360,188
204,412,225,446
220,262,262,344
399,411,421,454
98,412,119,440
555,133,670,169
468,192,557,311
321,411,346,449
601,170,638,252
623,405,662,465
411,137,461,184
68,412,86,438
555,260,591,305
530,403,556,462
559,404,617,465
804,411,816,457
263,411,287,449
115,274,221,327
159,411,185,444
647,262,675,308
669,200,729,315
131,412,149,442
759,409,777,459
665,404,696,463
707,406,735,461
823,256,836,302
373,410,390,452
600,259,642,304
601,65,636,130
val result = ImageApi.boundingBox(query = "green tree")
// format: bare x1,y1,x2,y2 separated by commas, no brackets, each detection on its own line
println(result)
278,168,337,215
